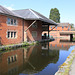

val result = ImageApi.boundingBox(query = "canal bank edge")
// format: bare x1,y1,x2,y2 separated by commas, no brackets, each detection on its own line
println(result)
55,48,75,75
0,39,53,51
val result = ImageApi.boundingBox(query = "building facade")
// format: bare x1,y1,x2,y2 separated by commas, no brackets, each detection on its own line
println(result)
49,23,71,31
0,5,57,45
42,23,72,40
49,23,71,39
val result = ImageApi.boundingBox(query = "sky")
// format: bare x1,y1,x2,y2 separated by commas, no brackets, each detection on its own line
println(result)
0,0,75,25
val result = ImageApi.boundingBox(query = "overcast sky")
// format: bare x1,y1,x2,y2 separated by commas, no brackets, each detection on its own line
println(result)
0,0,75,25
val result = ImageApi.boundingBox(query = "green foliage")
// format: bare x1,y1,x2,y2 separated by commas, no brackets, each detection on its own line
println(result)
23,42,30,46
36,41,40,45
70,23,74,28
49,8,60,23
5,47,11,50
30,42,34,45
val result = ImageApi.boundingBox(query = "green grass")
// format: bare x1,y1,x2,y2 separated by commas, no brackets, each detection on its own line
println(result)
73,37,75,41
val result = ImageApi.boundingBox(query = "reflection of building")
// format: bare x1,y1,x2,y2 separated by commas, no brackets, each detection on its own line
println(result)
49,39,75,50
0,44,59,75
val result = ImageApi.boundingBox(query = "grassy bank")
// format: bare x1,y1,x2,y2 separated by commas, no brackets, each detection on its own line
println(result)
0,41,40,51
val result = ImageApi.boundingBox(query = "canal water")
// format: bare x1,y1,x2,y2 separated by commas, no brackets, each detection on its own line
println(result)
0,39,75,75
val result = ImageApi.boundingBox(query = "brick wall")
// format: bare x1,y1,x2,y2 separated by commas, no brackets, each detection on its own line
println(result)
0,15,23,45
24,20,42,41
49,23,71,31
0,48,24,75
42,31,60,38
0,15,42,45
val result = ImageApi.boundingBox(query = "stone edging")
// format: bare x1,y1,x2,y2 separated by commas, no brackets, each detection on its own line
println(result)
55,48,75,75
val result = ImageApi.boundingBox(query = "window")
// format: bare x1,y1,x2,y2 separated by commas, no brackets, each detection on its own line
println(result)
8,57,11,64
62,26,64,28
14,32,16,38
11,56,14,62
66,26,67,28
32,23,37,28
7,18,17,25
8,32,10,38
32,31,37,37
11,19,13,25
7,18,11,24
11,32,13,38
7,55,17,64
14,19,17,25
7,31,17,39
14,55,17,61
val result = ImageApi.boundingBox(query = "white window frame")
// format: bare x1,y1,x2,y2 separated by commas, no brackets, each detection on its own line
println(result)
6,31,17,39
7,55,17,64
7,17,18,26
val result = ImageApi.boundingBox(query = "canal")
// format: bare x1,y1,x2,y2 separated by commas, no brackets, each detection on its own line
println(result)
0,39,75,75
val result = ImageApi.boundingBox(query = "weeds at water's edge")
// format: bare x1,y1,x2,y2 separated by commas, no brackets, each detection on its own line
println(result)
56,51,75,75
0,41,40,51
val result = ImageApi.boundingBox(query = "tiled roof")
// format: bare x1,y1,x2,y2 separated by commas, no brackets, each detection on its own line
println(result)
57,23,69,27
0,5,57,25
50,23,69,27
13,9,57,25
0,5,22,18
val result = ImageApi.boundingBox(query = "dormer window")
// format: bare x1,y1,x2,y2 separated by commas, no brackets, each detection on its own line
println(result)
7,18,17,25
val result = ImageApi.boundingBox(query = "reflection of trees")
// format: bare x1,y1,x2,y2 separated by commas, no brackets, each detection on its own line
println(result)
23,44,59,74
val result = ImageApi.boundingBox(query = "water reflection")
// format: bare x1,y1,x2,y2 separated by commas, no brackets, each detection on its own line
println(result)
49,39,75,50
0,39,75,75
0,45,59,75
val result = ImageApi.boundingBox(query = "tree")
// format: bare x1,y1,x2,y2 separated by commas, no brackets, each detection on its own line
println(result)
49,8,60,23
70,23,74,28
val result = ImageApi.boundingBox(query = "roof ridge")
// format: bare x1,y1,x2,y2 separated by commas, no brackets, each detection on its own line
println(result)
29,9,40,19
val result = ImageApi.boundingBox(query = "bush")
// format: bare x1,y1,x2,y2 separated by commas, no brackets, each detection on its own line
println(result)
23,42,30,46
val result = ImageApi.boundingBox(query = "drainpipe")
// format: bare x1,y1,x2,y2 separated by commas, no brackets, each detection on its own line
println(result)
22,19,24,42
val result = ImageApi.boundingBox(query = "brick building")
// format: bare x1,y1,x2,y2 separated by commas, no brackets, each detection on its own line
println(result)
42,23,71,39
0,5,57,45
49,23,71,31
49,23,71,38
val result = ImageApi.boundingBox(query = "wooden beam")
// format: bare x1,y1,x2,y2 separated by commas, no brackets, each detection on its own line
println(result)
48,25,49,38
25,20,36,32
49,26,57,32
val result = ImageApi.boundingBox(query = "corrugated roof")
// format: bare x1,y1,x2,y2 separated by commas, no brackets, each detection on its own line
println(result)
13,9,57,25
0,5,22,18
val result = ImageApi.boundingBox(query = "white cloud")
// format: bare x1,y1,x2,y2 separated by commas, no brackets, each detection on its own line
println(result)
6,6,14,10
4,5,15,10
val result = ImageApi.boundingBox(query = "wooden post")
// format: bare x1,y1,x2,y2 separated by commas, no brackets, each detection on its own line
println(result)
48,25,49,39
70,34,73,41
